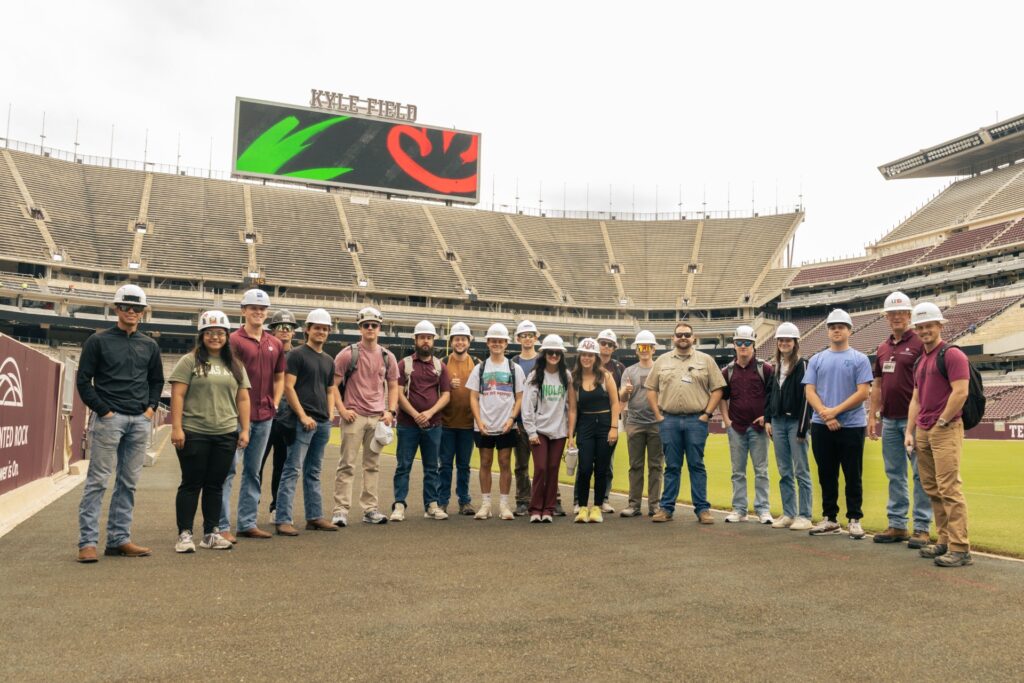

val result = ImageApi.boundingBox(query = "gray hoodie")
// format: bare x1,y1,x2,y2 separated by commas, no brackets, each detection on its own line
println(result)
521,369,570,439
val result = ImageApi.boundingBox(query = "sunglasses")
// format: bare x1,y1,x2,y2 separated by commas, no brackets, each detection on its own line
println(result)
116,304,145,313
272,325,295,332
545,350,562,356
635,344,654,352
674,332,693,339
360,322,380,330
518,333,537,339
598,340,616,348
734,340,754,348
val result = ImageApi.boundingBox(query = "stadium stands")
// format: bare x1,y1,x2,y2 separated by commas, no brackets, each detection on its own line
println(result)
922,221,1012,263
789,258,872,287
943,295,1023,340
981,385,1024,421
989,217,1024,248
857,246,932,276
604,219,697,308
848,314,892,354
957,299,1024,347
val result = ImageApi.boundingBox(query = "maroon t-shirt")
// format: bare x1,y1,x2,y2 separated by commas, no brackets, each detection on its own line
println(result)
726,359,773,433
914,341,969,430
231,328,286,422
397,356,452,428
872,330,924,420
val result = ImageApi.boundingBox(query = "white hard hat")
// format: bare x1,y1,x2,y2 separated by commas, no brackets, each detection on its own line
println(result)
632,330,657,348
448,322,473,341
775,322,801,339
515,320,539,337
113,284,147,307
539,334,567,352
577,337,600,354
485,323,511,341
597,329,618,346
883,291,913,312
825,309,853,327
911,302,946,326
733,325,756,342
356,306,384,325
369,421,394,454
240,288,271,308
306,308,332,327
413,320,437,336
198,309,231,332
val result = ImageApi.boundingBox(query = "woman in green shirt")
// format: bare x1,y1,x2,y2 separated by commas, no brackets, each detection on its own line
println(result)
170,310,251,552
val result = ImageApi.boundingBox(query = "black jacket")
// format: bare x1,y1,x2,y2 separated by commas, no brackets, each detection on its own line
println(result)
76,326,164,416
764,356,813,439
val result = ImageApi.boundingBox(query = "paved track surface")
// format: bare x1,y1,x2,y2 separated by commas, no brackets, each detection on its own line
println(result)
2,433,1022,682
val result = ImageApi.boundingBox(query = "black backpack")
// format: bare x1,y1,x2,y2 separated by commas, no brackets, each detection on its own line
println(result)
914,344,986,430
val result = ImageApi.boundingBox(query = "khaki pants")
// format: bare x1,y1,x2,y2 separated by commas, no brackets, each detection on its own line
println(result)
625,422,664,512
915,421,969,552
333,414,382,515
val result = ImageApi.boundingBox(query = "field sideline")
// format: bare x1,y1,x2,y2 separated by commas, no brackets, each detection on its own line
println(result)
329,429,1024,557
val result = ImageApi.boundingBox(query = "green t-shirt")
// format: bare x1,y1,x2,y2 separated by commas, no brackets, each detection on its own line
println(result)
170,354,251,435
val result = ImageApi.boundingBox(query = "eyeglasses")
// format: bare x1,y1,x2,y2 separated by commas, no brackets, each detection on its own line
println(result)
635,344,654,352
272,325,295,332
360,322,380,330
203,330,227,339
598,340,616,348
116,304,145,313
734,340,754,348
518,333,537,339
674,332,693,339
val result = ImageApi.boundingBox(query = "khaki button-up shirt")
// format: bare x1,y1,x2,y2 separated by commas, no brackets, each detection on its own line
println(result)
645,349,726,415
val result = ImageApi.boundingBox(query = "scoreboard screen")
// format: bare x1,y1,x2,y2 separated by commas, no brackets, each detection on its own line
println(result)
232,97,480,203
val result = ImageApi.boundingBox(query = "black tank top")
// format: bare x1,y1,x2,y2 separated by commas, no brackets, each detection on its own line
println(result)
578,382,610,414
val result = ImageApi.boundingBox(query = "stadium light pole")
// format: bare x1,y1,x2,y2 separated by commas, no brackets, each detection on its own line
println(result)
4,103,10,148
39,111,46,150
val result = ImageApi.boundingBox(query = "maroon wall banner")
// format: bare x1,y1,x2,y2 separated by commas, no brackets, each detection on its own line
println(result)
0,335,61,496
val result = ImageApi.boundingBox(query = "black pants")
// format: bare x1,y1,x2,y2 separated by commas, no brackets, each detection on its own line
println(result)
574,413,613,507
260,419,288,511
176,431,236,534
810,423,865,521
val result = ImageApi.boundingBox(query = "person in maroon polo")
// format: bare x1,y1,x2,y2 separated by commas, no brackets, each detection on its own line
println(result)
222,289,286,540
868,291,932,548
390,320,452,521
722,325,775,524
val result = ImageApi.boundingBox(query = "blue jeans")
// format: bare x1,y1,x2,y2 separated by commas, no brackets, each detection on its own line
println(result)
658,413,710,517
393,425,442,510
882,417,933,532
771,416,812,519
226,418,273,532
78,412,150,549
274,420,331,524
439,427,474,506
727,426,770,515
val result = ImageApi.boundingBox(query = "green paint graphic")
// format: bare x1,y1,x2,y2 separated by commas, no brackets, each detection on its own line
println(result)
237,115,352,180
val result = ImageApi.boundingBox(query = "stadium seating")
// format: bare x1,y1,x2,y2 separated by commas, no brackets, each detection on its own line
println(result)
789,258,873,287
514,216,621,306
857,246,932,276
981,385,1024,421
795,312,882,356
956,299,1024,346
605,219,696,308
943,295,1023,340
988,218,1024,248
921,221,1011,263
848,314,893,354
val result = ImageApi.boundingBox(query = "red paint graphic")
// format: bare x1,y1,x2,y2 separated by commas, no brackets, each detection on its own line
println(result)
386,125,478,195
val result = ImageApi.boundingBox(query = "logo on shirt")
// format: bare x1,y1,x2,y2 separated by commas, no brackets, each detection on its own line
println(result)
482,370,513,395
0,357,23,407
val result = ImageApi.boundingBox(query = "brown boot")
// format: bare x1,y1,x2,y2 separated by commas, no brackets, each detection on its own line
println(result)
237,527,272,539
873,527,910,544
219,531,237,544
652,509,673,523
908,530,932,549
275,523,300,536
77,546,98,563
305,518,339,532
103,542,152,557
698,510,715,525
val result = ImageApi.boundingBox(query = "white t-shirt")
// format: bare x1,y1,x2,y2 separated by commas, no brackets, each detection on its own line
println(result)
464,357,526,433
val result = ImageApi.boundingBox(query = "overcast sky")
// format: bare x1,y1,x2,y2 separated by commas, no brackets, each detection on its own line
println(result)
4,1,1022,266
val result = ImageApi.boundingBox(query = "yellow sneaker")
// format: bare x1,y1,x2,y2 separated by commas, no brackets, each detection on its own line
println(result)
574,506,590,523
589,506,603,524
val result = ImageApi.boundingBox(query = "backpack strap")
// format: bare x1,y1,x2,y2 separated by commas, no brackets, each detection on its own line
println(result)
402,355,414,399
342,344,360,389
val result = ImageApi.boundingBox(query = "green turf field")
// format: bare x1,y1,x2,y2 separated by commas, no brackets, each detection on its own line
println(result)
329,430,1024,557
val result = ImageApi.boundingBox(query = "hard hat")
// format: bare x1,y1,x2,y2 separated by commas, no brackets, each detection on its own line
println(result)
484,323,511,341
825,309,853,328
733,325,757,342
305,308,332,327
515,320,539,337
577,337,600,354
240,288,271,308
198,310,231,332
597,329,618,346
356,306,384,325
413,320,437,336
632,330,657,348
539,334,567,352
269,309,298,329
448,322,473,341
112,284,147,307
774,322,801,339
911,302,946,326
883,291,913,312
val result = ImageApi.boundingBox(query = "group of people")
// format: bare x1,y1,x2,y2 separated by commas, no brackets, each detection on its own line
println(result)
74,285,974,568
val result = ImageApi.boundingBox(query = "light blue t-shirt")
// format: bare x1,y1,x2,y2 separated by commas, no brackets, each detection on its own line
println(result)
802,347,873,427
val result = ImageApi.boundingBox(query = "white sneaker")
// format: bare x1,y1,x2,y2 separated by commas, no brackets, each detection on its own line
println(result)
331,512,348,528
362,510,388,524
771,515,793,529
573,504,580,515
601,502,615,514
758,512,774,525
541,514,553,523
848,519,865,540
725,511,748,523
390,503,406,522
809,518,843,535
530,514,542,523
499,502,515,520
175,531,195,553
789,516,813,531
199,532,232,550
426,502,448,520
475,501,492,520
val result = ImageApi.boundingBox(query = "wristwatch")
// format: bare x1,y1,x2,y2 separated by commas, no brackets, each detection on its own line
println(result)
703,410,714,418
937,418,949,428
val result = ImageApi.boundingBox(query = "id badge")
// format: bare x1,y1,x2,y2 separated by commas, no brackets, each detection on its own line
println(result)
882,360,896,374
681,375,693,384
